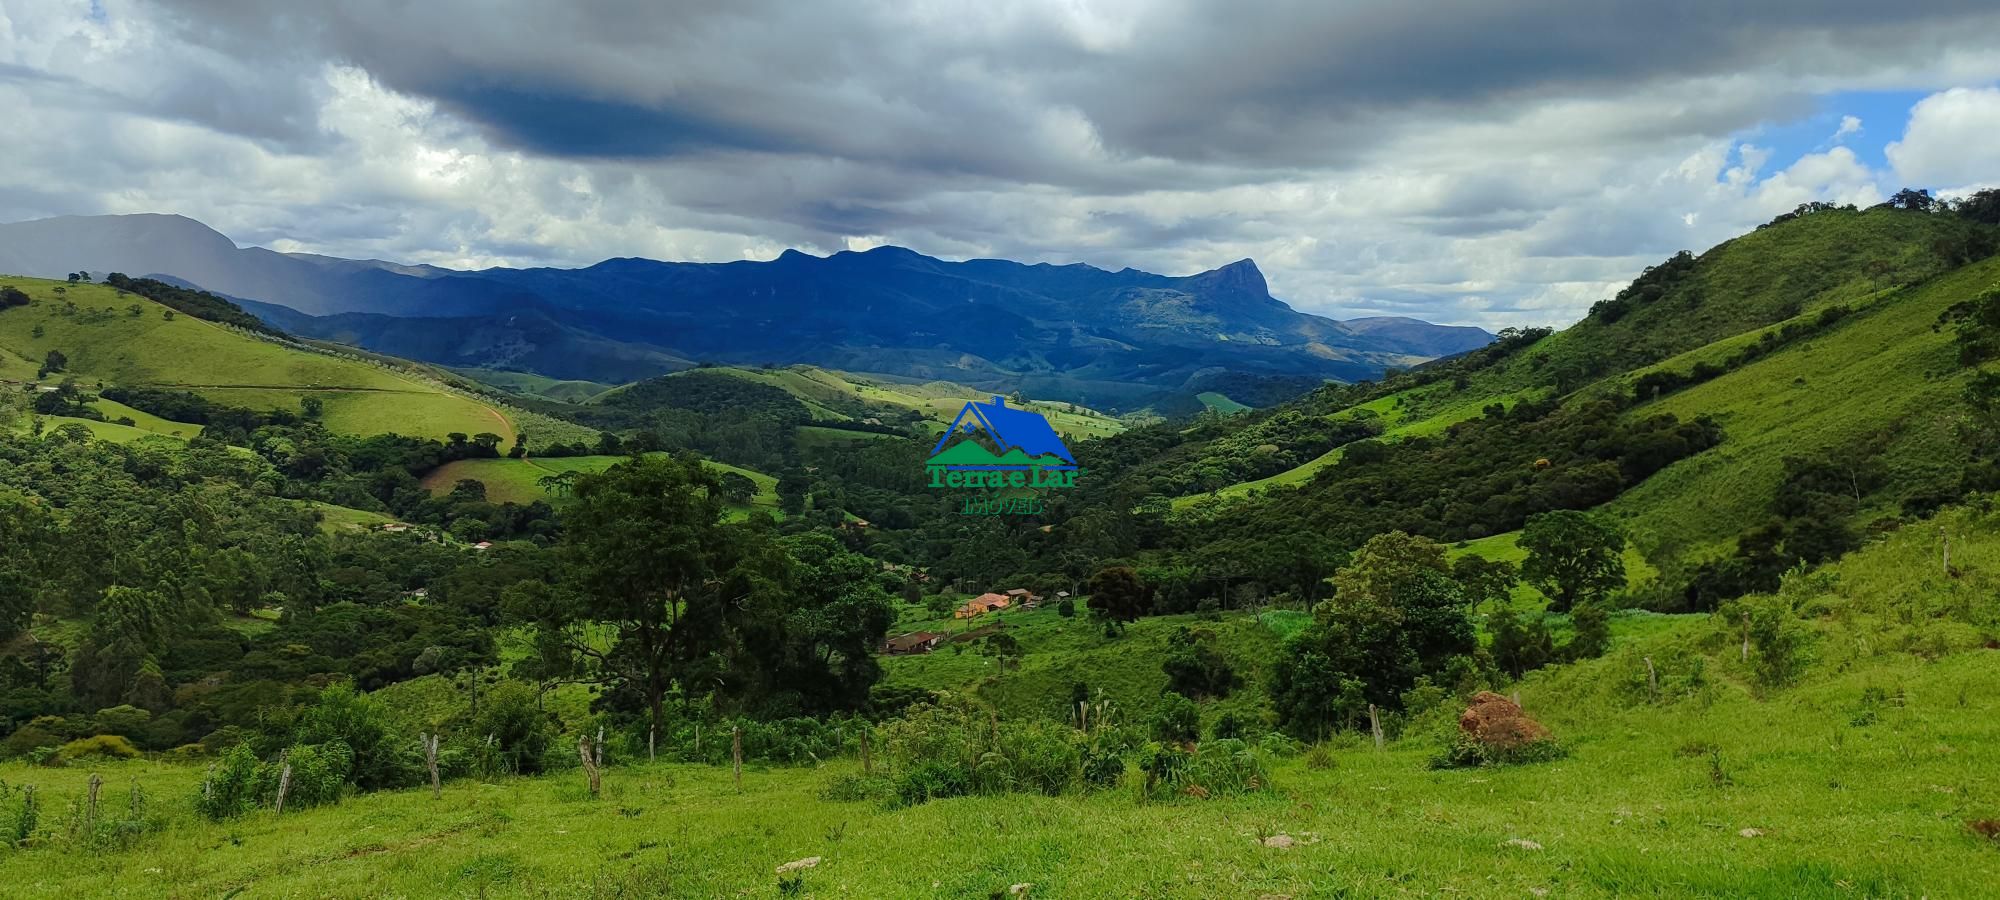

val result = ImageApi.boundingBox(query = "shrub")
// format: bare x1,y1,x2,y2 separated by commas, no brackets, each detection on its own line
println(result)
1150,692,1200,744
256,742,353,810
894,763,971,806
1137,738,1270,800
467,681,560,775
819,772,893,804
54,735,141,764
196,744,262,821
1430,730,1567,769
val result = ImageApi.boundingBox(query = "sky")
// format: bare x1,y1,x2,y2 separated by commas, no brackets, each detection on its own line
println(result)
1,2,1998,329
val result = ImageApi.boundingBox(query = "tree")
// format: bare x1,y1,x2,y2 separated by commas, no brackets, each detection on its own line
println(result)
515,454,780,747
1161,626,1236,699
1488,605,1554,677
300,396,324,420
717,471,757,504
1450,555,1518,609
1885,187,1935,212
0,286,29,309
38,349,67,379
1519,511,1625,612
1085,566,1150,628
1564,601,1611,661
0,490,56,643
1270,532,1476,737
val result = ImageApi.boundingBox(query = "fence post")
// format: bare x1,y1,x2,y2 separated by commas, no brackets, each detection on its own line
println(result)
86,773,102,823
595,726,605,770
578,734,601,797
1644,656,1660,702
1368,704,1384,751
422,732,441,799
732,726,743,792
273,752,293,816
860,728,872,776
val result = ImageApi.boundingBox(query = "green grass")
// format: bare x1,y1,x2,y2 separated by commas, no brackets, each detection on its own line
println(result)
34,416,184,445
1179,388,1538,508
420,454,780,519
1605,254,2000,566
1195,390,1251,414
305,501,397,535
450,368,614,403
87,397,203,438
0,276,516,443
4,503,2000,896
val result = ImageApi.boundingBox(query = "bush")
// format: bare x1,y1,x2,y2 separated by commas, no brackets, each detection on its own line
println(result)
1430,730,1567,769
1150,692,1200,744
879,693,1121,805
819,772,893,804
1137,738,1270,800
256,742,353,810
53,735,141,764
196,744,262,821
894,763,971,806
467,681,560,775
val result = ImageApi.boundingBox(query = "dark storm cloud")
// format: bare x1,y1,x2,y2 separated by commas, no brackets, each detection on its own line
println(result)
153,0,2000,174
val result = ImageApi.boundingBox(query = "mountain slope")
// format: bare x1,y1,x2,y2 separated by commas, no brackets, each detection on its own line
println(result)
0,214,1491,398
0,275,514,443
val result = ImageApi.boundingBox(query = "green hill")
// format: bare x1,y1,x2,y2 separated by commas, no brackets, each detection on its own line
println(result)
4,497,1996,896
0,275,515,443
420,453,781,520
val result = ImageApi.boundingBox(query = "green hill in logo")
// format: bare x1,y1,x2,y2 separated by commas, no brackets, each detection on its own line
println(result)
928,440,1068,468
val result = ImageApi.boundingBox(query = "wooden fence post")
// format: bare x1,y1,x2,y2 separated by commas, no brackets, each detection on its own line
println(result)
273,752,293,816
1368,704,1384,751
860,728,872,776
578,734,601,797
1941,525,1951,576
1741,614,1751,662
595,726,605,770
421,732,441,799
86,773,102,823
732,726,743,792
1644,656,1659,702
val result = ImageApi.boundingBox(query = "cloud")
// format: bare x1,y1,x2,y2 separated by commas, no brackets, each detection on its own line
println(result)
1,0,1998,329
1832,114,1862,142
1886,86,2000,194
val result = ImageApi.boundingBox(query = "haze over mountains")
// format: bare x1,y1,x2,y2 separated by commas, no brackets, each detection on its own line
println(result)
0,214,1491,405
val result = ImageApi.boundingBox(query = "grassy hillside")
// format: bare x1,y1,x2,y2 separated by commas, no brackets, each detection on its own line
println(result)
4,501,1996,897
448,367,615,404
1601,253,2000,565
0,276,513,443
420,453,780,519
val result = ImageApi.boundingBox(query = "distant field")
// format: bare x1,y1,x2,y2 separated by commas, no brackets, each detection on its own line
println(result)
1176,389,1537,508
684,365,1130,440
1605,254,2000,564
451,368,614,404
1196,391,1251,413
35,416,183,445
421,454,780,519
0,276,515,443
88,397,204,438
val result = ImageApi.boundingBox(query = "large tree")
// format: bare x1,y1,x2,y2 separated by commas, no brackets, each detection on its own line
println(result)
1271,531,1476,737
525,453,779,747
1519,510,1625,612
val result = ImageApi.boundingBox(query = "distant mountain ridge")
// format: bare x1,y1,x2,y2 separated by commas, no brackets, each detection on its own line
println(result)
0,213,1494,405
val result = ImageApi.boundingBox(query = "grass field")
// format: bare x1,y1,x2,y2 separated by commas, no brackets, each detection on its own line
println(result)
451,368,615,404
1,500,1998,896
1178,388,1538,508
1196,391,1251,414
420,454,780,519
87,397,204,438
663,365,1133,440
0,276,515,443
1604,253,2000,565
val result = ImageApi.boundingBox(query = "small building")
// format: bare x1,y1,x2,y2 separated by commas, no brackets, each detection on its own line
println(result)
955,592,1012,619
472,541,494,551
883,632,946,655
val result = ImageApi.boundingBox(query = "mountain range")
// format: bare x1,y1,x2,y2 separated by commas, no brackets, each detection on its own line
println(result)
0,213,1492,406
